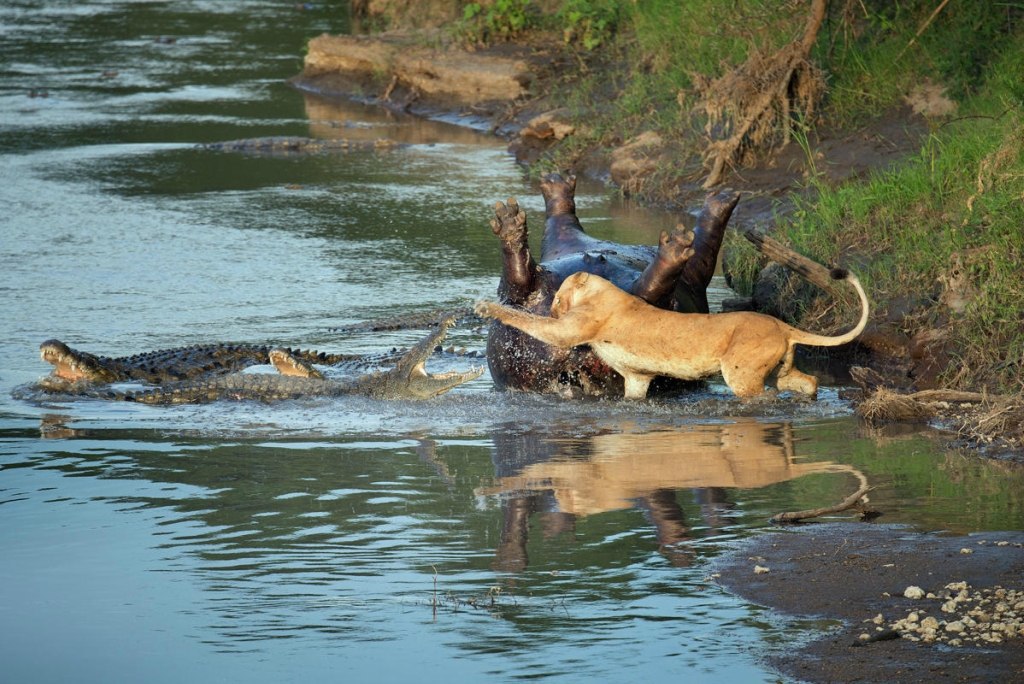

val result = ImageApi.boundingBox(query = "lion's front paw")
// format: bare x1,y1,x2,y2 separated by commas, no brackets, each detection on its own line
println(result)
474,300,497,319
658,225,696,264
490,198,527,243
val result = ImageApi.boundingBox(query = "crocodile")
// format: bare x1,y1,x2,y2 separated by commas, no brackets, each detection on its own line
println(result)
39,339,395,384
484,172,740,397
36,318,482,404
198,136,402,156
327,306,476,334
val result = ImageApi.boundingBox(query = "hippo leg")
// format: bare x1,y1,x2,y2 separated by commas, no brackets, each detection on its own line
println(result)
674,190,741,313
629,225,696,306
491,198,538,305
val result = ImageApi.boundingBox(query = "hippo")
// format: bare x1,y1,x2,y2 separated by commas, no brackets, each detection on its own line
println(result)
484,173,740,397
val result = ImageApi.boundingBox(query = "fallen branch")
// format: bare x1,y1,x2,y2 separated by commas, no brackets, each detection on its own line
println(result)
771,483,874,523
744,230,836,290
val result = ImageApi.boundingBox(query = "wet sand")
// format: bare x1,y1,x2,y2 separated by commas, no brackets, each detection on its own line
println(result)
712,523,1024,682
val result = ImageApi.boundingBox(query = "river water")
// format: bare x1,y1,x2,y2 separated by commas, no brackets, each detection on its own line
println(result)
1,3,1022,683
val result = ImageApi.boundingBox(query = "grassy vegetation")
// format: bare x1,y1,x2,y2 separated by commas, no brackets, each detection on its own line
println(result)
782,108,1022,391
717,5,1024,392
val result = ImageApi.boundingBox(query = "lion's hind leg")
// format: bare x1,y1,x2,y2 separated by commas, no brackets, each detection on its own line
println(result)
621,372,655,400
774,344,818,397
720,366,769,398
720,339,785,399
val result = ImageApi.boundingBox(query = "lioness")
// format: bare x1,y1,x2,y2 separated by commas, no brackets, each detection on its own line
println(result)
475,268,869,400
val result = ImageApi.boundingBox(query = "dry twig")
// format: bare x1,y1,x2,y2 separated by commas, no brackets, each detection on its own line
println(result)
895,0,951,61
771,483,874,523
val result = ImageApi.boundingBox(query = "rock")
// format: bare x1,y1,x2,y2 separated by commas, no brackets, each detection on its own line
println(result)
720,296,754,312
520,108,576,141
294,33,538,108
395,49,534,103
750,262,818,322
510,108,578,164
304,33,398,76
904,585,926,599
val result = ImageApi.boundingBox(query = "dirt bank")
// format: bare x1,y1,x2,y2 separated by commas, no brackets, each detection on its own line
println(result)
713,523,1024,682
290,31,927,201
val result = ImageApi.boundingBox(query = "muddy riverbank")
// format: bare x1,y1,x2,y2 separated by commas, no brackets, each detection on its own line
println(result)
713,523,1024,682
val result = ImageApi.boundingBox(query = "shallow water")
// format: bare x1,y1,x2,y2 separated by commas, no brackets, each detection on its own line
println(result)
2,3,1023,683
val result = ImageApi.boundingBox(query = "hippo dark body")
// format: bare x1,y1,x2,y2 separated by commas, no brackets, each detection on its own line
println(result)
485,174,740,397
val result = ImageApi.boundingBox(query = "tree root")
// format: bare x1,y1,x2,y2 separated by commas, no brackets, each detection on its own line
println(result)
696,0,827,188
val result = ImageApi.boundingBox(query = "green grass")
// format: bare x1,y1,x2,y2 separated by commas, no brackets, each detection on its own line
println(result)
753,87,1024,391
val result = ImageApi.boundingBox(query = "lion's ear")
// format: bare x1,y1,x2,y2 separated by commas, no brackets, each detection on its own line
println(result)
574,272,590,285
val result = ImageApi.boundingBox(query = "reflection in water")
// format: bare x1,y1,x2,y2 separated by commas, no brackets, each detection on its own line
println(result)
481,420,864,570
38,414,85,440
304,93,498,146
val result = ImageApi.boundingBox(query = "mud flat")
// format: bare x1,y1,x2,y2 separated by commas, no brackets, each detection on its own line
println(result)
712,523,1024,682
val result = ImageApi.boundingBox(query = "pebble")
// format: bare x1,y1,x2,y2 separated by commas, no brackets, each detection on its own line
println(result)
879,582,1024,647
904,586,926,599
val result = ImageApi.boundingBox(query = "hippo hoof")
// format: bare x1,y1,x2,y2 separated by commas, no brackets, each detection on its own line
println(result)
658,225,697,263
490,198,528,243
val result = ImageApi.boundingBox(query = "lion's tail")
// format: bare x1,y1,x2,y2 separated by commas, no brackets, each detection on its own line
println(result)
787,269,870,348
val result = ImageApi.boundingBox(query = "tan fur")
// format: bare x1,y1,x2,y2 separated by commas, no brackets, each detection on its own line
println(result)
476,271,869,399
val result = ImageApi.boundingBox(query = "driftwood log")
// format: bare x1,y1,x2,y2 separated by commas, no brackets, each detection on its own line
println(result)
744,230,837,290
771,483,875,523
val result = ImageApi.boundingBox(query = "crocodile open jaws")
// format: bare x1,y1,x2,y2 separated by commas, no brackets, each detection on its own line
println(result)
36,319,483,405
